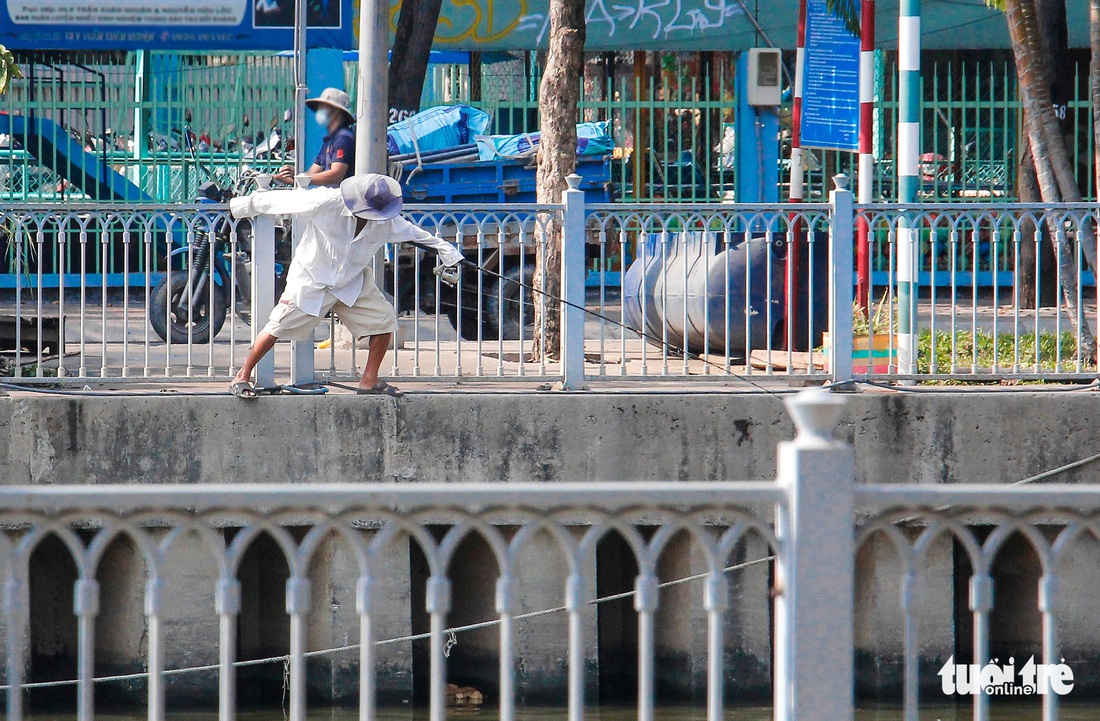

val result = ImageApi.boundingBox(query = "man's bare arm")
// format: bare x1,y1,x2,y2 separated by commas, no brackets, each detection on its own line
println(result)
275,163,322,184
305,162,350,187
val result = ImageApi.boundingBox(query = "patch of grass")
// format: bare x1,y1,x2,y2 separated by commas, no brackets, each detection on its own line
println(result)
917,329,1091,374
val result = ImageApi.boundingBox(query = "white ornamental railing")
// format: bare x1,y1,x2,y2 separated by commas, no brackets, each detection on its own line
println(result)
5,180,1100,387
2,391,1096,720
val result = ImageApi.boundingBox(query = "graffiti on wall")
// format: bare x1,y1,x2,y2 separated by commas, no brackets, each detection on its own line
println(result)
389,0,757,50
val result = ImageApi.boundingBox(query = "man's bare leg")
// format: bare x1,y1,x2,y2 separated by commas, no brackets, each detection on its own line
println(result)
233,331,278,385
359,332,393,390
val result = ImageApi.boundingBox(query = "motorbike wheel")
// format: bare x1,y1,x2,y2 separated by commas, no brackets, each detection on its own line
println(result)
149,275,229,344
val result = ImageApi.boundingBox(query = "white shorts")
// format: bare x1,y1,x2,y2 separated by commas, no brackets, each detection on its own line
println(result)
262,269,398,342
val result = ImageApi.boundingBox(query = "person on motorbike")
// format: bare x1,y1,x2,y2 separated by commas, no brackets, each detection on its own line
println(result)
227,173,464,399
274,87,356,188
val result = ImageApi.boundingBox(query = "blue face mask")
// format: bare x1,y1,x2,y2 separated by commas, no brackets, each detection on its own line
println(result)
314,108,331,127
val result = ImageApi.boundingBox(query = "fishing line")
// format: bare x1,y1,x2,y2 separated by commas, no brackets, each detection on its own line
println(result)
0,555,775,690
409,241,834,398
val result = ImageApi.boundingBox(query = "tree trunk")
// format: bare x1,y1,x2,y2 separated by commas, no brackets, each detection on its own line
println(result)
1016,151,1059,307
1005,0,1097,361
532,0,585,361
1017,0,1068,309
387,0,444,123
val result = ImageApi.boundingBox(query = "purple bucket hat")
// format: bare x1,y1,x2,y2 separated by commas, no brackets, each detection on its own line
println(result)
340,174,403,220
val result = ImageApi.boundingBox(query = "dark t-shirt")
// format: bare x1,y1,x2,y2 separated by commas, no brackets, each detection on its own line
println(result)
313,125,356,182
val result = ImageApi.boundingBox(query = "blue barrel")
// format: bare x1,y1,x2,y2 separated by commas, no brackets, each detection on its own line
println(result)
622,231,786,355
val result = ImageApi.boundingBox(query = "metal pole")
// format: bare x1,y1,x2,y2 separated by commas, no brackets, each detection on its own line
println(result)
290,0,315,384
786,0,808,352
294,0,308,176
897,0,921,373
216,579,241,721
286,578,311,721
559,174,588,390
357,0,390,334
776,389,855,721
133,50,149,187
6,578,27,721
856,0,875,313
356,0,390,174
252,196,277,389
789,0,808,206
830,174,855,383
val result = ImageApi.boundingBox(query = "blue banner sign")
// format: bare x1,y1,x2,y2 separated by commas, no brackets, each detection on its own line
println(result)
2,0,1020,53
1,0,354,50
799,0,860,152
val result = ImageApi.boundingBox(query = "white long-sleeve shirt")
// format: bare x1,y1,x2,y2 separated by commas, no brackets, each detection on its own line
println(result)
229,187,463,317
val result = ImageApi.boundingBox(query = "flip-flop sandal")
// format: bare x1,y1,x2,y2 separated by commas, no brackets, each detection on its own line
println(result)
229,380,259,399
357,381,404,398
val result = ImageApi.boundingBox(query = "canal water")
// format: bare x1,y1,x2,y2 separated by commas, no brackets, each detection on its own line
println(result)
18,704,1100,720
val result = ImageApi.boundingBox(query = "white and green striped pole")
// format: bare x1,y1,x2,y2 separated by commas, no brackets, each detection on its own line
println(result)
896,0,920,374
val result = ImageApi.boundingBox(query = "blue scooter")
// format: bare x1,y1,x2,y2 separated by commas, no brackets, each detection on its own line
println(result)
149,175,290,343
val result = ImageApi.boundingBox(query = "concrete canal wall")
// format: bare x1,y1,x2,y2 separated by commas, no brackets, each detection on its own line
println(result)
2,389,1099,707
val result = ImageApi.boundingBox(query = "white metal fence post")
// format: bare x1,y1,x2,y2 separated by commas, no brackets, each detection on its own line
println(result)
289,178,315,386
145,576,166,721
560,173,588,390
216,578,241,721
829,175,855,384
251,175,276,389
5,577,27,721
775,389,855,721
74,577,100,721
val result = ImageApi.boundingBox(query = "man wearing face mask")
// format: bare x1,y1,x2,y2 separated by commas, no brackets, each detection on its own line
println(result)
274,87,356,187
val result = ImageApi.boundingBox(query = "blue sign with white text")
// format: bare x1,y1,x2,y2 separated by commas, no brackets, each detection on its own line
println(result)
800,0,860,152
0,0,355,51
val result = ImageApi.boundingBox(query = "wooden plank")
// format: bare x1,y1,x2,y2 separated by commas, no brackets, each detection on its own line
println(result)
749,349,826,372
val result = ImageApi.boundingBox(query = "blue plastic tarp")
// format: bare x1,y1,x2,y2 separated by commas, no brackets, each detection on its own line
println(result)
475,121,614,160
386,105,491,156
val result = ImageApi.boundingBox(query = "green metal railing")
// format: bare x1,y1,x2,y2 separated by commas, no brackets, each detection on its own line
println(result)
2,50,1096,205
413,51,1095,204
1,51,293,204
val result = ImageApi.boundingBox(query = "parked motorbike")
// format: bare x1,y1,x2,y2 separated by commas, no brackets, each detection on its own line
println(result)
149,172,292,343
244,110,294,162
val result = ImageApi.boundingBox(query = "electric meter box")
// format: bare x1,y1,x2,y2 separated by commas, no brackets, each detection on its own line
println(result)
746,48,783,106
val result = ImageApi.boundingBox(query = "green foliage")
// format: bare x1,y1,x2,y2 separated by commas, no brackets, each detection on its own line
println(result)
0,44,21,95
826,0,861,37
852,295,892,336
917,329,1089,374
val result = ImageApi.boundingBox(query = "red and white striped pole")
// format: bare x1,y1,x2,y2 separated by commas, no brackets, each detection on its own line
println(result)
857,0,875,313
789,0,807,206
785,0,808,350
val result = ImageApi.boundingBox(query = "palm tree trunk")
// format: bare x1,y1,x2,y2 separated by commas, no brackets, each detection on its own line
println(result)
1005,0,1097,361
1017,147,1059,308
1017,0,1068,309
532,0,585,361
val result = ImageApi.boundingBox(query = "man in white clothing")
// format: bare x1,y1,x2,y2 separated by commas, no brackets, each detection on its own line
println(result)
228,173,463,398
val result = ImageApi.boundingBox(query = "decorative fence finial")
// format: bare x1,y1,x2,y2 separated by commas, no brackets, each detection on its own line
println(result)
785,388,846,446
